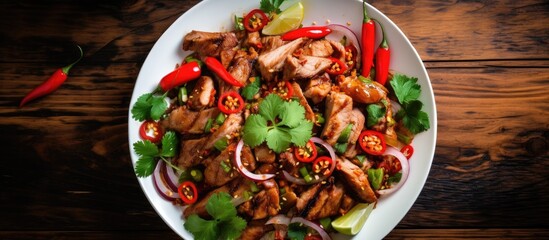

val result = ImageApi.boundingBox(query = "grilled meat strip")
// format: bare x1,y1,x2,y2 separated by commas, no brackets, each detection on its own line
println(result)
283,55,332,80
296,180,345,220
161,107,220,134
238,179,280,220
337,75,388,104
238,220,267,240
260,36,285,53
336,158,377,203
203,144,256,187
302,39,334,57
321,92,353,145
254,144,276,163
182,30,238,57
188,76,215,111
290,82,316,122
257,38,304,81
303,73,331,104
343,108,365,158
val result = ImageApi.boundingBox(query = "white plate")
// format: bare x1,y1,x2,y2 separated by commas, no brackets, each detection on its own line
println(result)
128,0,437,239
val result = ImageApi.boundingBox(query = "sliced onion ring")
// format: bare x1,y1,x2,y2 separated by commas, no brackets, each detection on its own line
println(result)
291,217,332,240
377,146,410,196
265,214,291,226
161,159,180,191
153,160,179,201
283,137,337,185
326,24,361,67
235,139,276,181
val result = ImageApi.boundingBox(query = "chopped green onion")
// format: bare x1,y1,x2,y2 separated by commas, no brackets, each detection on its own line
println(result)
190,169,203,182
388,172,402,184
215,113,226,125
315,112,325,125
299,167,312,183
234,15,244,31
250,181,260,193
178,86,188,105
178,168,192,183
319,217,332,231
355,155,366,164
220,161,231,173
359,75,373,83
214,138,228,151
279,187,286,195
204,118,214,133
337,124,353,143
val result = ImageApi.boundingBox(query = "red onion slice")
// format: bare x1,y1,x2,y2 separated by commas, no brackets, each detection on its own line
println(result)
290,217,332,240
153,160,179,201
161,159,180,191
326,24,361,68
266,214,291,226
377,146,410,196
283,137,338,185
235,139,276,181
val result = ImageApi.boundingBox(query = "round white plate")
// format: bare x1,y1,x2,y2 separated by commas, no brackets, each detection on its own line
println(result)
128,0,437,239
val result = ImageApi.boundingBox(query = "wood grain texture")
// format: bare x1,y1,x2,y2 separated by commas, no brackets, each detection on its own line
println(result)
1,0,548,239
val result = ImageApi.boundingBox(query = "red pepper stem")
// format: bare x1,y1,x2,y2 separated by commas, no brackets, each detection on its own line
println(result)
363,1,371,23
374,19,389,49
61,45,83,74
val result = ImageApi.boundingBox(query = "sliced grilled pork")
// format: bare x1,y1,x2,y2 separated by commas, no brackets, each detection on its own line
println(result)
239,179,280,220
336,158,377,203
303,181,345,220
257,38,304,81
328,39,346,62
302,39,334,57
290,82,316,122
337,75,388,104
239,220,267,240
182,30,238,57
183,185,229,218
188,76,215,111
303,73,331,104
228,48,258,86
220,49,236,69
245,31,262,49
204,113,243,150
203,144,256,187
339,193,356,215
343,108,365,158
261,36,285,53
321,92,353,145
161,107,220,134
283,55,332,80
254,144,276,163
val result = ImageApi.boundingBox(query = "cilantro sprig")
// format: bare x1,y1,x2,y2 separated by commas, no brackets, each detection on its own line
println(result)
184,192,247,240
390,73,430,134
133,131,179,177
260,0,287,14
131,93,169,121
243,94,313,153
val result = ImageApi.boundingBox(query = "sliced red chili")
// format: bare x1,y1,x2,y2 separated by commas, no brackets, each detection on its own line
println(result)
204,57,243,87
358,130,386,155
281,26,332,41
325,58,347,75
139,120,164,143
218,91,245,114
400,144,414,159
243,9,269,32
158,61,201,92
312,156,333,176
178,181,198,205
344,44,358,70
294,140,318,163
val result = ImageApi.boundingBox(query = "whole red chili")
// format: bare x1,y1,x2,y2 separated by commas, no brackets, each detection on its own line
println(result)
218,91,245,114
19,45,83,107
243,9,269,32
325,58,348,76
281,26,332,41
361,2,375,77
204,57,244,87
375,20,390,86
158,61,201,92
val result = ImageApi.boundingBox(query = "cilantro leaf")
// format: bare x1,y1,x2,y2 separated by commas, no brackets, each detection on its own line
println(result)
241,77,261,100
134,140,159,158
260,0,286,14
184,214,219,240
131,93,153,121
161,131,178,157
288,120,313,147
287,222,308,240
259,94,284,122
266,127,292,153
279,100,305,128
218,216,247,240
366,103,386,128
390,73,421,104
397,100,430,134
133,140,159,177
206,192,236,221
150,96,168,120
243,114,268,147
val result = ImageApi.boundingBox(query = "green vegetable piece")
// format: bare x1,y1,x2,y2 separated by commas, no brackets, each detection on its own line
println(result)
355,155,366,164
338,124,353,143
220,161,232,173
315,112,325,124
287,222,308,240
214,137,229,151
184,56,203,67
178,86,188,105
299,166,312,183
216,113,226,125
133,140,159,177
388,172,402,184
204,118,214,133
242,114,269,148
320,217,332,231
161,131,178,158
241,76,261,100
190,169,204,182
366,103,386,128
234,15,244,31
131,93,169,121
178,168,193,183
250,182,260,193
260,0,287,14
396,100,430,135
367,168,384,190
390,73,421,104
334,142,348,155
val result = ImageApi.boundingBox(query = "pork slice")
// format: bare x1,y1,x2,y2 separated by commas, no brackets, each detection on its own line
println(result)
280,151,300,177
204,144,256,187
245,31,262,49
250,180,281,220
183,185,229,218
302,39,334,57
283,55,332,80
338,75,387,104
290,82,316,122
328,39,346,62
344,108,366,158
261,36,285,53
336,158,377,203
177,137,207,168
229,57,252,86
161,107,220,135
303,72,331,104
258,38,304,81
188,76,215,111
254,144,276,163
182,30,238,57
295,184,322,213
220,49,236,69
204,113,243,150
238,220,267,240
321,92,353,145
339,193,356,215
304,181,345,220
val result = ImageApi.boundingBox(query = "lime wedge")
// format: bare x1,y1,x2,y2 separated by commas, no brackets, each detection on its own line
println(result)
331,203,375,235
262,2,304,35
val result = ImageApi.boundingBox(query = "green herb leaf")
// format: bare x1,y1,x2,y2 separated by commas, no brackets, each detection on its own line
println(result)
279,100,305,128
397,100,430,134
133,140,159,177
241,77,261,100
366,103,386,128
287,222,308,240
260,0,286,14
131,93,153,121
161,131,178,157
259,94,284,122
334,142,348,155
242,114,269,147
150,96,168,120
288,120,313,147
388,172,402,184
390,73,421,104
206,192,236,221
218,216,247,240
266,127,292,153
367,168,384,190
184,214,219,240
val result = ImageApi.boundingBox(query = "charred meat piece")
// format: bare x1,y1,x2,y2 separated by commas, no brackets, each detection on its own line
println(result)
239,180,280,220
258,38,304,81
295,179,345,220
261,36,285,53
339,193,356,215
290,82,316,122
161,107,220,134
336,158,377,203
328,39,346,62
245,31,262,49
177,137,208,168
283,55,332,80
337,75,388,104
254,144,276,163
303,73,331,104
188,76,215,111
321,92,353,145
343,108,365,158
279,151,300,177
204,113,243,150
238,220,267,240
183,185,229,218
182,30,238,57
220,49,236,69
302,39,334,57
203,144,256,187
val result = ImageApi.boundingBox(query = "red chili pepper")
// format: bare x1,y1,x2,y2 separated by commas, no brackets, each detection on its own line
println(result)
344,45,358,70
358,130,386,155
218,91,245,114
139,120,164,143
361,2,375,77
178,181,198,205
400,144,414,159
325,57,348,75
19,45,83,107
158,61,201,92
281,26,332,41
243,9,269,32
204,57,244,87
294,140,318,163
312,156,333,176
375,21,390,86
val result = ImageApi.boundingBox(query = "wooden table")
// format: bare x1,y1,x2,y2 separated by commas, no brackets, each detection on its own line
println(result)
1,0,548,239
